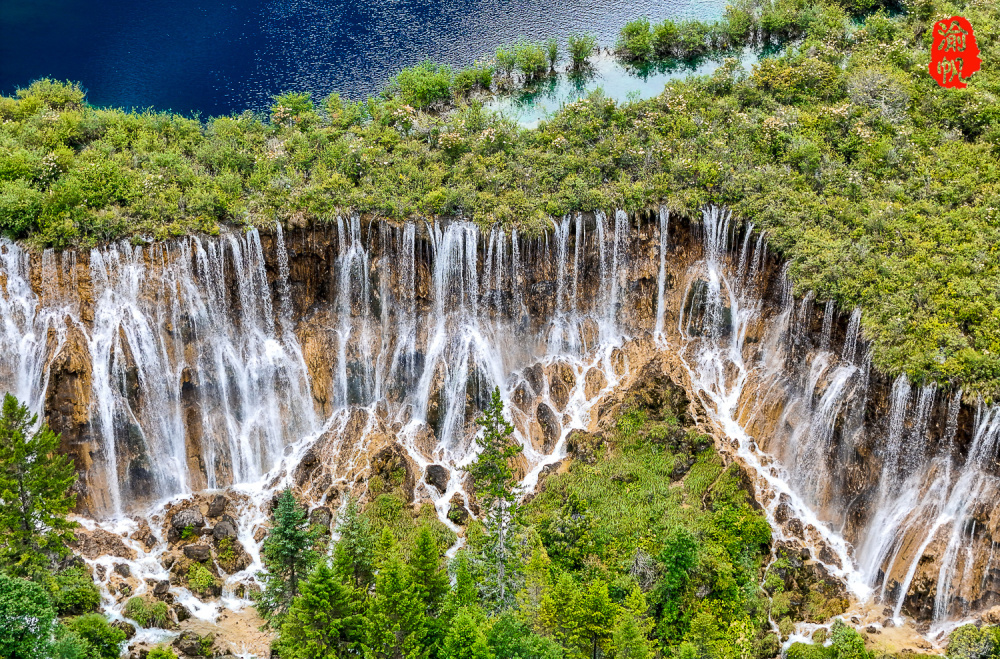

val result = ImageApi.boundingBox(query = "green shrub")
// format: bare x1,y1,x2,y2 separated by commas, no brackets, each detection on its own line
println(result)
787,641,832,659
947,624,998,659
187,562,218,596
494,45,516,77
0,180,43,236
513,41,548,79
147,647,179,659
62,614,127,659
52,625,88,659
545,38,559,69
391,61,454,109
0,573,56,659
123,596,170,628
180,525,197,541
453,65,493,97
829,619,871,659
567,34,597,69
618,18,652,61
51,566,102,616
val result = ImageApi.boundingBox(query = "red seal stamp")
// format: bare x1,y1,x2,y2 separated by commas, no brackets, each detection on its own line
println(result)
929,16,981,88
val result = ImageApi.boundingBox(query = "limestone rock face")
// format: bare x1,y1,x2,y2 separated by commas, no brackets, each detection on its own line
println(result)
71,528,136,560
533,403,561,454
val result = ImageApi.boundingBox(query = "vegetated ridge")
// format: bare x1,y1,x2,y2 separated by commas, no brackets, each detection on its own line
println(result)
1,0,998,395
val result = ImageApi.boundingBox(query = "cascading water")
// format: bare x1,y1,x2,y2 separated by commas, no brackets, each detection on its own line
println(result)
6,207,1000,638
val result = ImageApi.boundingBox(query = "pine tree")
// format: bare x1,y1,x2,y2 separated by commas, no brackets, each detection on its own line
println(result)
609,585,654,659
278,561,363,659
332,496,375,591
538,571,581,650
0,393,77,575
441,607,493,659
578,579,616,659
441,551,478,625
258,488,319,620
515,530,552,632
365,531,427,659
408,525,448,615
464,387,522,608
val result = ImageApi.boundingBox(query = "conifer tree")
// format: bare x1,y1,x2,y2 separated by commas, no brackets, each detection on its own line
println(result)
578,579,616,659
332,496,375,591
538,571,581,650
609,614,652,659
441,607,493,659
365,530,427,659
278,561,363,659
516,530,552,632
464,387,522,607
408,525,448,615
441,551,478,625
0,393,76,575
258,488,319,620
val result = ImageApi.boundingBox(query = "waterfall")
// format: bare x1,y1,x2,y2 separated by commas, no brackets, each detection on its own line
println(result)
0,239,74,414
654,206,669,340
7,208,1000,632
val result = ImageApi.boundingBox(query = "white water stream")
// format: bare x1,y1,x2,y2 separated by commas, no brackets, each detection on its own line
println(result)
2,209,999,636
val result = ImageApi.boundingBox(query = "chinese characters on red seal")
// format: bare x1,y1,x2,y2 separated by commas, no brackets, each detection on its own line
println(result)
929,16,981,88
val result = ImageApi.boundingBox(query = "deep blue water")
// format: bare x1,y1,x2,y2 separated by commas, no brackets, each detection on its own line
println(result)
1,0,724,117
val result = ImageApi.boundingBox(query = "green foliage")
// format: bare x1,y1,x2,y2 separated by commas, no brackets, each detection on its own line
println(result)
123,595,170,628
365,533,427,659
442,607,493,659
187,562,217,596
408,525,449,615
0,572,56,659
257,488,320,620
947,624,1000,659
617,18,653,61
332,496,375,591
146,647,179,659
545,38,559,69
277,561,363,659
3,0,999,395
494,46,517,77
391,61,454,109
0,393,77,575
567,34,597,69
62,614,127,659
50,566,102,616
513,41,549,80
464,387,523,608
52,625,89,659
180,526,197,541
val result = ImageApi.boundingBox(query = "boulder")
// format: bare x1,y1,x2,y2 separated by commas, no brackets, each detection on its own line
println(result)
534,403,560,454
309,507,332,531
584,368,607,399
153,580,171,597
207,494,228,518
173,631,204,657
111,620,136,640
171,507,205,530
212,518,238,541
113,563,131,578
566,430,604,465
447,494,470,525
548,362,575,411
425,464,450,492
182,544,211,562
